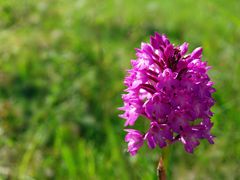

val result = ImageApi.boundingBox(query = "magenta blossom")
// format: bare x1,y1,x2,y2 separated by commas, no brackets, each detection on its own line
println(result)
119,33,215,155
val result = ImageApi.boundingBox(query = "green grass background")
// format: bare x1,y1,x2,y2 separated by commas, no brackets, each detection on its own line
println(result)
0,0,239,179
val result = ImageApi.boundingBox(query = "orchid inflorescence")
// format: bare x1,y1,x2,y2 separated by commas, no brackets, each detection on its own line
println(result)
119,33,215,155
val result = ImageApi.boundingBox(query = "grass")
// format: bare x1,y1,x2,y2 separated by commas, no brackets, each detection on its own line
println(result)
0,0,239,179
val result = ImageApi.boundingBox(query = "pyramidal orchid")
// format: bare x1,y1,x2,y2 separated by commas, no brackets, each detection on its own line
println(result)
119,33,215,156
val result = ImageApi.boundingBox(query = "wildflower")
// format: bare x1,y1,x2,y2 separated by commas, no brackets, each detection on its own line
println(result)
125,129,144,156
119,33,215,155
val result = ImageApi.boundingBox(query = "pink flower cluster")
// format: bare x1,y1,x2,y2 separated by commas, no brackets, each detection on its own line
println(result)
119,33,215,155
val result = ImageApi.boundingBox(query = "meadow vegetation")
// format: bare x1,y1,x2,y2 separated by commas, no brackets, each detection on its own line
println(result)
0,0,239,179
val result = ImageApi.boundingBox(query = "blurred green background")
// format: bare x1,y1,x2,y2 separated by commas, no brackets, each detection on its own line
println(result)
0,0,239,179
